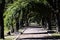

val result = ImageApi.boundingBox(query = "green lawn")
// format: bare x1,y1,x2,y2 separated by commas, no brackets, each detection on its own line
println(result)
5,38,12,40
4,27,15,40
4,27,10,36
52,33,60,36
5,36,16,40
0,38,13,40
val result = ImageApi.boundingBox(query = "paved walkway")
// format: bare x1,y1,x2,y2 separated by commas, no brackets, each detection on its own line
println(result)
18,34,51,39
23,28,47,34
16,27,52,40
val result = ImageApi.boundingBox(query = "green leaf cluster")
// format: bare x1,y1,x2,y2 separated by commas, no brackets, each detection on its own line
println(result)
4,0,47,30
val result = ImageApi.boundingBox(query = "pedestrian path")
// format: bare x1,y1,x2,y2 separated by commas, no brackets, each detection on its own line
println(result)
23,27,47,34
16,27,53,40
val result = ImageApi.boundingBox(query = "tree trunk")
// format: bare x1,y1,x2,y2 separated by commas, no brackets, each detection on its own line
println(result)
46,16,52,30
55,14,58,33
25,20,29,26
42,16,45,28
25,15,29,26
10,16,14,33
20,19,24,27
0,14,4,39
0,0,5,39
47,19,51,30
56,13,60,32
16,20,19,32
19,9,24,28
10,25,14,33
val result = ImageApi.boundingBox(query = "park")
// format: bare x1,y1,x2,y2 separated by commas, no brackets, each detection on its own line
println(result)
0,0,60,40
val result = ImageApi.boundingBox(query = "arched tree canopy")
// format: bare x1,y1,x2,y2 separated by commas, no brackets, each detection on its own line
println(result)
4,0,53,29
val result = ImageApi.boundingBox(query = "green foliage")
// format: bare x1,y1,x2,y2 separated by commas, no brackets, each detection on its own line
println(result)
4,0,47,30
4,0,29,28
